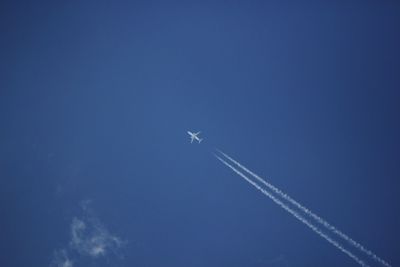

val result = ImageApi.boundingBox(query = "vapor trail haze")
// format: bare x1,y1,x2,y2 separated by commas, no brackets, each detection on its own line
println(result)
216,149,391,267
215,154,368,267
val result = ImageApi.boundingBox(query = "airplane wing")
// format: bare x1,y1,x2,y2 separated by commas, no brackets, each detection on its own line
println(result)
190,136,194,143
195,131,201,135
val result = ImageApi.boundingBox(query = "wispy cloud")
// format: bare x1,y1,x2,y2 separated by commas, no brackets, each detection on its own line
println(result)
50,249,73,267
70,216,123,258
51,201,125,266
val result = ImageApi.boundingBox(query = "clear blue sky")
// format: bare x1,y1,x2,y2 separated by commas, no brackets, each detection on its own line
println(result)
1,1,399,266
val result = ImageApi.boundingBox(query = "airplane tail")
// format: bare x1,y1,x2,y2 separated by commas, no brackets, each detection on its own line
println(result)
199,138,203,143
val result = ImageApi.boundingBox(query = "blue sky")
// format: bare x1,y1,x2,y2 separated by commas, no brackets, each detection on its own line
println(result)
1,1,399,266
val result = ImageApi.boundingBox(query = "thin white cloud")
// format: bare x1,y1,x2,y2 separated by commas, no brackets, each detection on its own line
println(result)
61,260,73,267
50,249,73,267
70,217,123,258
50,201,125,266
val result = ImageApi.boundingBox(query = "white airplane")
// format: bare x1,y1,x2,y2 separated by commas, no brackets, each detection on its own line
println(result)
187,131,203,143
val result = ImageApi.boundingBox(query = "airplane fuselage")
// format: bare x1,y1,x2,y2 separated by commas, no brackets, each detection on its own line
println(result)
187,131,202,143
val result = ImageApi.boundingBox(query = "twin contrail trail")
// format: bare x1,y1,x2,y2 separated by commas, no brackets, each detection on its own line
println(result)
215,155,368,267
216,150,391,267
215,150,391,267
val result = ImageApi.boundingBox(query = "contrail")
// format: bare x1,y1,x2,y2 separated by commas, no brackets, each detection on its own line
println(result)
215,155,368,267
217,149,391,267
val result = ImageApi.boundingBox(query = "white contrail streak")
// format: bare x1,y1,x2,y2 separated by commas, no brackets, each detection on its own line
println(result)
217,150,391,267
215,155,368,267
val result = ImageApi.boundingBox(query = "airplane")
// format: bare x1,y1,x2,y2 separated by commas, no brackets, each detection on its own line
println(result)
187,131,203,143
